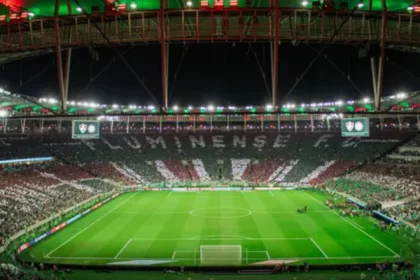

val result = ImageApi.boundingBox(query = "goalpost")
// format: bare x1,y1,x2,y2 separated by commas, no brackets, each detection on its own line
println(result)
200,245,242,265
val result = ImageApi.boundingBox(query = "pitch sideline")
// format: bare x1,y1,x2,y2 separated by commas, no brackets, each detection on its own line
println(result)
304,192,400,257
45,193,138,258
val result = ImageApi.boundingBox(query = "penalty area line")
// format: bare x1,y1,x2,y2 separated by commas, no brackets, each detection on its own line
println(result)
45,193,138,258
304,192,400,257
310,238,328,259
114,239,133,259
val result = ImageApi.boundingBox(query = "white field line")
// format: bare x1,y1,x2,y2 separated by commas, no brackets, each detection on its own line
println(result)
45,193,137,258
114,239,133,259
112,210,332,215
269,191,274,197
310,238,328,259
130,237,310,241
172,251,177,260
265,251,271,260
253,210,331,214
271,255,400,260
44,255,401,261
167,191,173,198
189,235,255,240
343,216,365,230
304,192,400,257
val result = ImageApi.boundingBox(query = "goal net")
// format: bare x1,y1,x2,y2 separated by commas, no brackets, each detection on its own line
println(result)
200,245,242,265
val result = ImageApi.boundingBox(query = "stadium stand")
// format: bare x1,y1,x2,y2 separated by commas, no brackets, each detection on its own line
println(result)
0,131,417,243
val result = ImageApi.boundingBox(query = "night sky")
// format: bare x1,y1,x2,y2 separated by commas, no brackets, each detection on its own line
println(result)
0,43,419,106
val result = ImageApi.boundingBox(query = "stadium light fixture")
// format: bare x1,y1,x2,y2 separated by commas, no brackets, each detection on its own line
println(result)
363,97,370,104
335,100,343,106
186,0,193,7
0,88,3,93
76,7,82,12
173,105,179,111
188,106,193,110
265,104,273,110
357,3,364,8
0,110,8,117
408,6,414,11
112,104,119,109
396,92,407,99
301,1,309,7
207,105,215,111
147,105,155,110
130,2,137,9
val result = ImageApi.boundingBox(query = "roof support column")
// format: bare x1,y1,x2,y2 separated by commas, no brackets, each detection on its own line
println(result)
370,57,378,100
54,0,66,112
160,0,169,111
270,0,279,108
375,0,387,111
63,0,73,107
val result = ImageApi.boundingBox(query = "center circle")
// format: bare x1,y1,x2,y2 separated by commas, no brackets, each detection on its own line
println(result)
189,208,252,219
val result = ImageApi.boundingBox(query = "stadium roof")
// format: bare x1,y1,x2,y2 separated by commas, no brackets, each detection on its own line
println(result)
0,0,415,18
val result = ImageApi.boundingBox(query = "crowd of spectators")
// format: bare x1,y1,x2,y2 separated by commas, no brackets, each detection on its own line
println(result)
383,201,420,227
0,164,116,243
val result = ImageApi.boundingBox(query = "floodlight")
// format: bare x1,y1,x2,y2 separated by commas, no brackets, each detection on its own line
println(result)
396,92,407,99
112,104,119,109
0,110,8,117
173,105,179,111
208,105,215,111
335,100,343,106
76,7,82,12
363,97,370,103
357,3,364,8
130,3,137,9
265,104,273,110
408,6,414,11
186,0,193,7
302,1,309,6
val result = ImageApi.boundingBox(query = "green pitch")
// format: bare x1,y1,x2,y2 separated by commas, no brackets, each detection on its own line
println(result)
20,190,408,266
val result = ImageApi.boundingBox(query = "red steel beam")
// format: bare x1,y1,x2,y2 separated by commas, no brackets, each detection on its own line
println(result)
160,0,169,110
271,0,279,107
54,0,66,113
376,0,387,111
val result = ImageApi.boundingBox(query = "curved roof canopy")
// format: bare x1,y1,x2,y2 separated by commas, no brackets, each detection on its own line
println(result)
0,0,415,18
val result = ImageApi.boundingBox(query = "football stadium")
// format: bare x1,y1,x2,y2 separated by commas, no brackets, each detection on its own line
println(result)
1,0,420,279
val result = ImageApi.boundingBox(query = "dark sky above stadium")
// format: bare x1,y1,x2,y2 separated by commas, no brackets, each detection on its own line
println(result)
1,43,420,106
